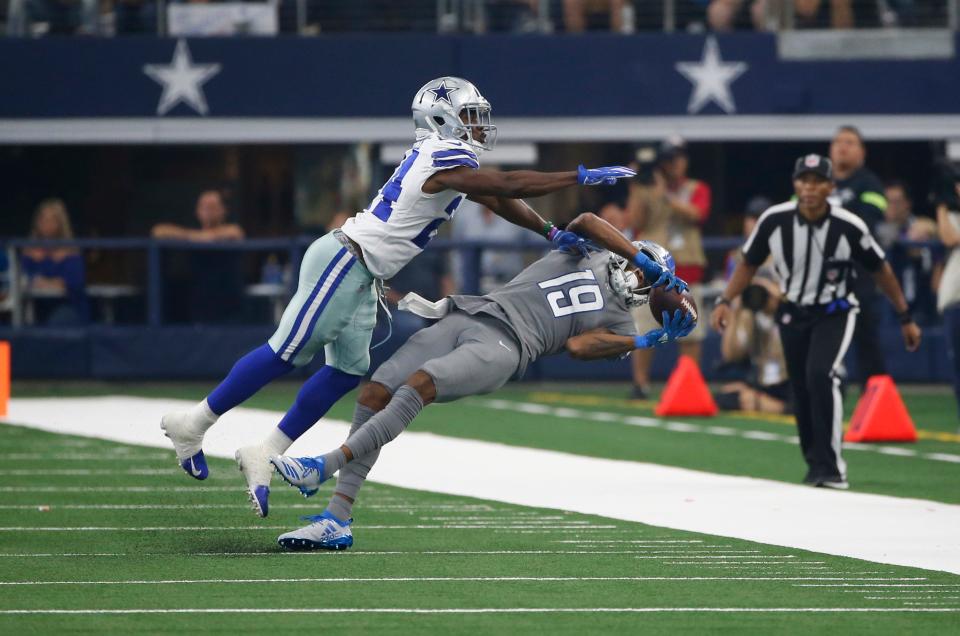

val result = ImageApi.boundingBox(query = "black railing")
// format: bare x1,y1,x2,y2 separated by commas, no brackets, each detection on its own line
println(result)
0,235,943,328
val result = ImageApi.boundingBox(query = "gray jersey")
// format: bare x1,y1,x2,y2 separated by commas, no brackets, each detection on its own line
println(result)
450,250,635,376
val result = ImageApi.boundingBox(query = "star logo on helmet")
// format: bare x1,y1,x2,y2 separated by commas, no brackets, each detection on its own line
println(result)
428,80,458,105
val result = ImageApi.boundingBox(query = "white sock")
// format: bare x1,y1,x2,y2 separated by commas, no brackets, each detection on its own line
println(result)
189,399,219,433
263,427,294,457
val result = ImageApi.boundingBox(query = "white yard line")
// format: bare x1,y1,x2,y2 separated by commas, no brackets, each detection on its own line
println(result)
3,396,960,575
0,607,956,615
2,575,933,587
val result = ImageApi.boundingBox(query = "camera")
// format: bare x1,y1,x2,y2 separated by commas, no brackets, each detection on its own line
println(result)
633,145,659,185
741,284,770,312
930,157,960,210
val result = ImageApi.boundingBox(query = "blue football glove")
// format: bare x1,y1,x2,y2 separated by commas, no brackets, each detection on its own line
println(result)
577,164,637,186
652,269,689,294
631,251,689,294
551,229,601,258
633,310,695,348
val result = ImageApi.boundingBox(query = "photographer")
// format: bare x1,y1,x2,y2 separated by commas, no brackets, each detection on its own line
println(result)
934,163,960,426
715,276,791,415
626,138,711,399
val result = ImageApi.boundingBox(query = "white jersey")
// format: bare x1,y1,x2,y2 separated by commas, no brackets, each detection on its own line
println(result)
341,134,477,279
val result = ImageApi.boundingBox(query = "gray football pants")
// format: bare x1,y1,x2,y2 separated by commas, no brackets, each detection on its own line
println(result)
372,310,521,402
332,311,521,505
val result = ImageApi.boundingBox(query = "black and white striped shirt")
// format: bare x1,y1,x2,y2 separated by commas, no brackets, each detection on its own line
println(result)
742,201,886,306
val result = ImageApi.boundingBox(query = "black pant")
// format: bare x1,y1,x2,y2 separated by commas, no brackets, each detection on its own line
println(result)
777,303,858,480
851,269,887,387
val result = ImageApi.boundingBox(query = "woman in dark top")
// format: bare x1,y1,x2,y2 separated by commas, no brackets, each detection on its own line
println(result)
21,198,88,325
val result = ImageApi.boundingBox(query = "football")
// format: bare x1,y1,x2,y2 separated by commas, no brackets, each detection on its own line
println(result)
649,286,699,327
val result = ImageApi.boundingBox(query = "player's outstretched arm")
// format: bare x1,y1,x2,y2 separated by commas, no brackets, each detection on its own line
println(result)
566,212,687,292
469,195,593,256
424,164,635,199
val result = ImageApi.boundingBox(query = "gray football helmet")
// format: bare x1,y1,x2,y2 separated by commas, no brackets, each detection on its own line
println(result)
412,77,498,151
608,240,676,307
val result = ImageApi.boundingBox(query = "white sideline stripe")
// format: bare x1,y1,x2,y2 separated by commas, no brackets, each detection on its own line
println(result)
475,398,960,464
0,608,956,615
3,396,960,575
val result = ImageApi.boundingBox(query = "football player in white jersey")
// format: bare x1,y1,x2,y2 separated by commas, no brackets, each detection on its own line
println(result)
159,76,637,518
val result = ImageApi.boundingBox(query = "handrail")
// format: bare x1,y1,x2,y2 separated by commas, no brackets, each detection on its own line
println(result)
1,234,945,328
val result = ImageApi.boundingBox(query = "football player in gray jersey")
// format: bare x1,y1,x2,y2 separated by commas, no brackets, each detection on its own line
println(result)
268,212,694,550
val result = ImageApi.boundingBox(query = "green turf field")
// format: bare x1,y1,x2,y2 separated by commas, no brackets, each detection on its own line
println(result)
0,420,958,634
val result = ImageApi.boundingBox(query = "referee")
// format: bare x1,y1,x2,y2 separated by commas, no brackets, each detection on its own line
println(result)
711,154,921,489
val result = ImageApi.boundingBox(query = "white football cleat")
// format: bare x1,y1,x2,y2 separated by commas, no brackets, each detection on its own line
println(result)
277,510,353,551
270,455,327,498
235,445,273,518
160,410,208,480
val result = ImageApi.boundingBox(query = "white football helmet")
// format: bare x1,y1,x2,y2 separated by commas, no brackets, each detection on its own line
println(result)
412,77,498,151
608,240,676,307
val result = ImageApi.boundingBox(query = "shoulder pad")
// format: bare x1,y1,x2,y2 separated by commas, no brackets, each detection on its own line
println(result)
427,138,480,171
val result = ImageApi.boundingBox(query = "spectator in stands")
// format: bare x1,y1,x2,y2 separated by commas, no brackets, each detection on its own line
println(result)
23,0,84,35
707,0,768,31
152,190,245,324
714,275,791,414
563,0,632,32
451,197,534,294
151,190,245,242
626,137,711,399
936,179,960,428
113,0,158,35
794,0,856,28
829,125,888,387
21,198,89,325
598,201,634,240
876,181,939,323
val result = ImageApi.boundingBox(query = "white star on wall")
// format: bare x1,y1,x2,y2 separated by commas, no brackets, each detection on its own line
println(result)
143,39,221,116
675,37,748,115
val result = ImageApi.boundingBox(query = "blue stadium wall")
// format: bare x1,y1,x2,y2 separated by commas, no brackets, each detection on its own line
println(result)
0,325,949,383
1,33,956,380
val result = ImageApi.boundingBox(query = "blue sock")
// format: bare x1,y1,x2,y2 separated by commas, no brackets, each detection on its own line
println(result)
206,344,294,416
277,365,361,441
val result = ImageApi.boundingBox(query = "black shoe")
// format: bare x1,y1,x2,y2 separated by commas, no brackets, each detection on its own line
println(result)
802,471,820,486
629,385,649,400
816,476,850,490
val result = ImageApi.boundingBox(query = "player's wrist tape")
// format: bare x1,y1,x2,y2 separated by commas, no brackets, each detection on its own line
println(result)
897,309,913,325
633,334,650,349
714,297,731,308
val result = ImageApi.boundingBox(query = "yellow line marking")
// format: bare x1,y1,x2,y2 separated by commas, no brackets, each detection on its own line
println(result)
525,392,960,444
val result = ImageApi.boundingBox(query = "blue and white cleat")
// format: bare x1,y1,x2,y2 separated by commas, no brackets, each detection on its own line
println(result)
277,510,353,551
270,455,327,498
235,445,273,518
160,411,208,480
